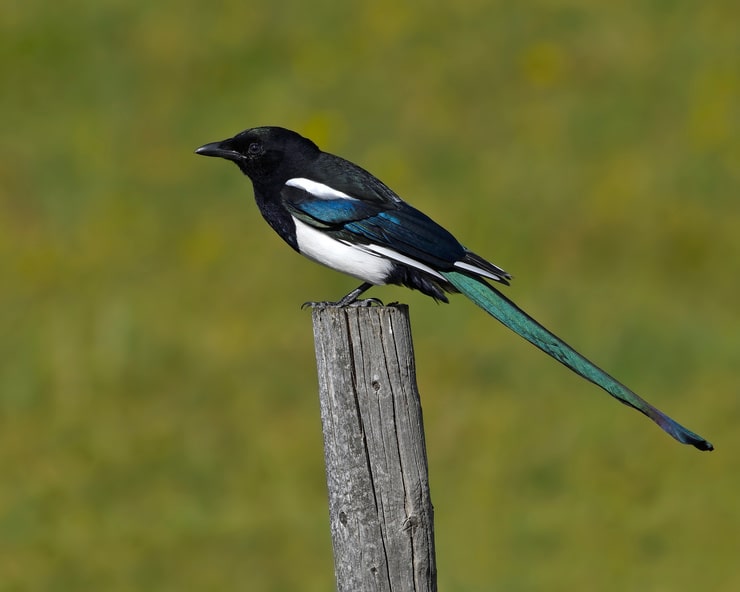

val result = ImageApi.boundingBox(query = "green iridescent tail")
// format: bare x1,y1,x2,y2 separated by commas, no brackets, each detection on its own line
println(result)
442,271,713,451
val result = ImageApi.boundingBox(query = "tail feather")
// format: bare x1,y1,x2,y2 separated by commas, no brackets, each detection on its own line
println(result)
442,270,713,451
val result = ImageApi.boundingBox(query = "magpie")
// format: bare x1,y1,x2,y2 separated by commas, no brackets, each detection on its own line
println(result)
195,126,713,451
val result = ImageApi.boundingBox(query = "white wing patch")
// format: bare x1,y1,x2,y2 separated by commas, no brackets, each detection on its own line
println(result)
286,178,357,201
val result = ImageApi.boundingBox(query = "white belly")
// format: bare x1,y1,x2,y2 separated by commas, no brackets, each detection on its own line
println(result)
292,217,393,284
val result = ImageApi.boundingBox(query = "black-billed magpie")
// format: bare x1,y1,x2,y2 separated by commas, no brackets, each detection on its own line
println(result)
195,126,712,451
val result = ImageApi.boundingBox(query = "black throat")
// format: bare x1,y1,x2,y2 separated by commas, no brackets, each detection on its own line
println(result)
251,183,299,252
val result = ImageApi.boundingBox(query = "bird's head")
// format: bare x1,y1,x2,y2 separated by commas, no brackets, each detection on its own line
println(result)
195,126,320,184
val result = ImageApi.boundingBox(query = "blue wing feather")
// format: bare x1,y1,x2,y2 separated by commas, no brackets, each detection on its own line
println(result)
289,197,378,226
283,185,465,268
345,207,464,268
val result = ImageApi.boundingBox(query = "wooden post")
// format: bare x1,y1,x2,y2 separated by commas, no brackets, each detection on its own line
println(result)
311,304,437,592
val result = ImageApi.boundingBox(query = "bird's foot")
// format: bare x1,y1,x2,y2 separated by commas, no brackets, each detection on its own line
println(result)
301,282,381,309
301,297,384,310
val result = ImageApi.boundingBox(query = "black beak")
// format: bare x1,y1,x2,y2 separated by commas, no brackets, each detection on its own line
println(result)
194,139,241,161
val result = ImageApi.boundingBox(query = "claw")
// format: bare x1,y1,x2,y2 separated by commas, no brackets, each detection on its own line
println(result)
302,297,383,310
301,281,379,309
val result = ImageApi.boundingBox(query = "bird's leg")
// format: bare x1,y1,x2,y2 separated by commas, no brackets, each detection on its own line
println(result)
336,282,374,305
302,282,383,309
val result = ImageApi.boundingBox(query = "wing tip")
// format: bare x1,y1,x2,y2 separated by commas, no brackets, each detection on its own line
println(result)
453,259,512,285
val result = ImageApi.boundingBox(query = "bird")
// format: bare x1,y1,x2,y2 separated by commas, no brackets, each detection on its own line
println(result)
195,126,713,451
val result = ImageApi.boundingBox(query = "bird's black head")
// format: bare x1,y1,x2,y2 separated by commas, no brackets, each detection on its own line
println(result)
195,126,320,185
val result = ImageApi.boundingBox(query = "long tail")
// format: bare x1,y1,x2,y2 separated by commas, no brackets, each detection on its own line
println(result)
442,270,713,451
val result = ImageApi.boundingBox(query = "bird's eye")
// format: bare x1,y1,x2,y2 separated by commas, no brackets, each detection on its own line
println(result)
247,142,262,155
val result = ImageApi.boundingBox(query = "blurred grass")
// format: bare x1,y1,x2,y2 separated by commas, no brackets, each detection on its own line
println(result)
2,0,739,590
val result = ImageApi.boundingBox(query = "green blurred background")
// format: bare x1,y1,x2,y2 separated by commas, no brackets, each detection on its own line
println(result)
2,0,738,590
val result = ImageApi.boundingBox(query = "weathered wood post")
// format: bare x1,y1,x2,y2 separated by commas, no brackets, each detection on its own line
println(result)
311,304,437,592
